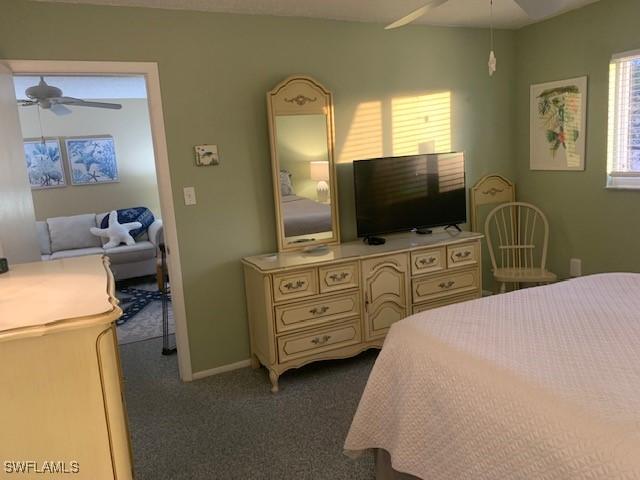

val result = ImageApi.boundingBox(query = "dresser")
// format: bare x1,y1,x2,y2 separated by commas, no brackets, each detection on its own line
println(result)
0,256,133,479
242,230,483,392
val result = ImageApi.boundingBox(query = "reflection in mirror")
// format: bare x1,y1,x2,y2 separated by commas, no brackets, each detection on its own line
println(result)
275,114,333,244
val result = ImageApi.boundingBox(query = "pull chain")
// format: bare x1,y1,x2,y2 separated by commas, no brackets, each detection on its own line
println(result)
37,104,45,146
488,0,497,76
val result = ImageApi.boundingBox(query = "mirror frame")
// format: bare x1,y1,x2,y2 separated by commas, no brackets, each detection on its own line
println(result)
267,75,341,252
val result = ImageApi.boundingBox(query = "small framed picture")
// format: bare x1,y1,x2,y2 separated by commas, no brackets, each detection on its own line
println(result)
23,138,66,189
65,135,119,185
194,144,220,166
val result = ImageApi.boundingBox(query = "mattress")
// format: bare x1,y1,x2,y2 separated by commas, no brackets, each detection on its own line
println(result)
281,194,332,237
345,273,640,479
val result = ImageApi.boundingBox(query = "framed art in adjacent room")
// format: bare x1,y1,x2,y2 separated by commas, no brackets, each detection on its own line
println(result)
530,76,587,171
23,137,66,189
65,135,119,185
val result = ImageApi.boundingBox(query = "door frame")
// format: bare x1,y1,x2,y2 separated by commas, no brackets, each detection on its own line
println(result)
4,59,193,381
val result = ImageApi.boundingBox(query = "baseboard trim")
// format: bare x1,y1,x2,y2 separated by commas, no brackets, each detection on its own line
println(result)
192,359,251,380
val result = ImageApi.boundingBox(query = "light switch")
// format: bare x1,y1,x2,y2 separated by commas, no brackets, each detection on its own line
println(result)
183,186,197,206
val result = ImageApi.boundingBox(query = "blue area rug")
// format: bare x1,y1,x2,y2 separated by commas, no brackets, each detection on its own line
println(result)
117,286,171,326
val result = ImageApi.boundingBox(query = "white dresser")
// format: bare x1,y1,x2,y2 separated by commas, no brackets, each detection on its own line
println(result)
242,230,483,392
0,256,133,479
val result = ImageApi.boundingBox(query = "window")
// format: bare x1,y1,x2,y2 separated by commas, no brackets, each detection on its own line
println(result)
607,50,640,188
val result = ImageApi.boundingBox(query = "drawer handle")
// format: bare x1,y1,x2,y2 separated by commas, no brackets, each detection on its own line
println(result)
311,335,331,345
439,280,456,289
455,251,471,259
309,306,330,315
283,280,306,290
419,257,437,266
329,272,349,281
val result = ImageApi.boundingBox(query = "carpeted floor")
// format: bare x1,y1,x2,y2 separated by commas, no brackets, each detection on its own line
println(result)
119,337,377,480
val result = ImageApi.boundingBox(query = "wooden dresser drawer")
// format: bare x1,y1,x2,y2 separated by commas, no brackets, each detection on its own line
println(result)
272,268,318,302
412,268,479,303
277,320,361,363
447,242,478,269
319,262,359,293
412,291,480,314
274,292,360,334
411,247,446,276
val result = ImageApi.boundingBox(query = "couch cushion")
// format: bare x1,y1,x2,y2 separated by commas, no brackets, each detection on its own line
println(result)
50,247,105,260
96,212,109,246
36,221,51,255
47,214,102,252
105,241,156,265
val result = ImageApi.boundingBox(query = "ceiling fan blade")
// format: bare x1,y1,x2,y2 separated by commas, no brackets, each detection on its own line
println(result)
51,104,72,116
55,97,122,110
513,0,565,19
17,99,37,107
385,0,448,30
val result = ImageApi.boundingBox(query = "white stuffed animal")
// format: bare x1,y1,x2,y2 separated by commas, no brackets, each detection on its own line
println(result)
91,210,142,248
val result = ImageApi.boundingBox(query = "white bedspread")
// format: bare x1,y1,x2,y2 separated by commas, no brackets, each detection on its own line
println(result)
345,273,640,479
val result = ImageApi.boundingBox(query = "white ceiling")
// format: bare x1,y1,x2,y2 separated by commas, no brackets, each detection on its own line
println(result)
13,75,147,100
33,0,600,29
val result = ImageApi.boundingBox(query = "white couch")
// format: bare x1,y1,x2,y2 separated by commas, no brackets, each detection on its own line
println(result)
37,212,163,281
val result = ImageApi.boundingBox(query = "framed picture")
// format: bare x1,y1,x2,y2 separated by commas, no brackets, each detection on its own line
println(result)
530,76,587,171
65,135,119,185
23,138,66,189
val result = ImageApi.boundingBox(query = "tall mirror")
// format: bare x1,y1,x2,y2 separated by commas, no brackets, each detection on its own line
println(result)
267,76,340,252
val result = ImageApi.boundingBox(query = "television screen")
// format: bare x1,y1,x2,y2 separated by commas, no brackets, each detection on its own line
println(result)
353,152,466,238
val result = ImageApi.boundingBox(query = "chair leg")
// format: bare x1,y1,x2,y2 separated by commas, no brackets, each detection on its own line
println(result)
500,283,506,293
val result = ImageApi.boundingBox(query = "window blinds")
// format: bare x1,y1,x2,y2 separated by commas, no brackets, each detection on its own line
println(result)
608,49,640,185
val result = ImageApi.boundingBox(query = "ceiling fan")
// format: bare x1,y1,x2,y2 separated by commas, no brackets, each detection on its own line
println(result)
385,0,567,30
18,76,122,116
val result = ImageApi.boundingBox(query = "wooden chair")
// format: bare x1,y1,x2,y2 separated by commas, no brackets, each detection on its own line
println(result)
470,174,516,293
484,202,557,293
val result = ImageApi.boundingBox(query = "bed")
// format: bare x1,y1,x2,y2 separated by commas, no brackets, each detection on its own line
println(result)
345,273,640,479
281,194,332,237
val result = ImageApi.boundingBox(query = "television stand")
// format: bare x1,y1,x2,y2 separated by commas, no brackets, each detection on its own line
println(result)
413,228,433,235
363,236,386,246
444,224,462,233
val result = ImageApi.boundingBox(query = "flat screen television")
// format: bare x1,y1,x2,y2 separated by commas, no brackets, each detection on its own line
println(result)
353,152,466,238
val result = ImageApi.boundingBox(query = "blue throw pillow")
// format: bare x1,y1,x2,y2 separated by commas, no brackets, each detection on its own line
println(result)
101,207,154,239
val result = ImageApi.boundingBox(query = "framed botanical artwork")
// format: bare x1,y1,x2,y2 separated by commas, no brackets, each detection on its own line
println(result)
65,135,119,185
23,138,66,189
530,76,587,171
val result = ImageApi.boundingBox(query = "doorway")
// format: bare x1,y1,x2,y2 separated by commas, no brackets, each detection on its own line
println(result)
2,60,193,381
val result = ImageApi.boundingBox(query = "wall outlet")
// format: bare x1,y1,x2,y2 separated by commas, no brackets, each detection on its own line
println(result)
183,186,197,206
569,258,582,277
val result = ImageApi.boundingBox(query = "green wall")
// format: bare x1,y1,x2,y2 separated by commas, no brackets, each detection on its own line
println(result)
514,0,640,278
0,0,516,374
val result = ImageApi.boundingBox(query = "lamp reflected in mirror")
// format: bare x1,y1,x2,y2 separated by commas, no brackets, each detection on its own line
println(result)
310,161,330,203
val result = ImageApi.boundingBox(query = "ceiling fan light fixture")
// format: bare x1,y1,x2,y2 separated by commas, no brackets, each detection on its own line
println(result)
18,76,122,115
